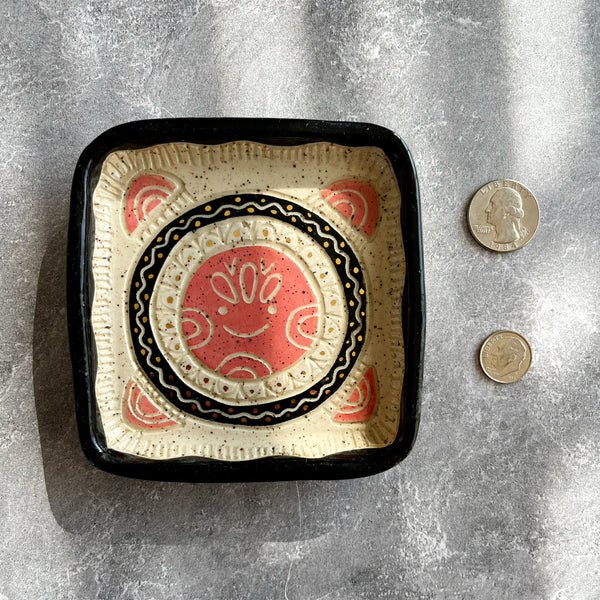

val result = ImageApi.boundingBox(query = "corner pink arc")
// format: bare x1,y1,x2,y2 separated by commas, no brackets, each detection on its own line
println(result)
321,179,379,236
125,381,179,428
334,366,377,422
125,173,179,233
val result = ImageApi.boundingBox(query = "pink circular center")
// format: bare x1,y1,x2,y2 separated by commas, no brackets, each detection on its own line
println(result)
182,246,319,378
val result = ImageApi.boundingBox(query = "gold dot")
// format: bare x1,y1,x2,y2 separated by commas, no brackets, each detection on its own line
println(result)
307,226,312,232
234,230,240,237
224,210,231,216
235,197,242,202
173,234,179,241
320,351,325,355
351,351,356,357
155,357,161,362
361,311,365,316
291,216,297,222
134,303,139,309
248,207,255,213
195,221,200,227
188,255,192,260
134,327,138,333
147,338,153,344
358,335,363,342
157,253,163,259
142,317,148,323
340,242,345,248
263,229,269,236
339,373,345,378
175,275,180,281
345,282,350,288
339,357,344,362
359,288,365,295
166,323,174,329
144,256,149,262
148,274,154,279
324,225,330,231
320,273,325,279
307,212,312,217
135,282,140,287
286,237,291,243
175,344,180,350
353,267,359,273
324,241,329,248
206,240,213,247
349,300,355,306
328,327,334,332
144,294,149,300
141,349,146,355
270,209,277,215
261,198,266,203
167,296,173,303
335,258,341,265
157,237,163,242
204,205,211,211
331,300,337,305
286,204,293,210
179,219,185,224
350,321,355,326
307,252,312,257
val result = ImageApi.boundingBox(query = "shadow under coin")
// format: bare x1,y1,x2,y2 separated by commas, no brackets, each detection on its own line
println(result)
33,231,349,545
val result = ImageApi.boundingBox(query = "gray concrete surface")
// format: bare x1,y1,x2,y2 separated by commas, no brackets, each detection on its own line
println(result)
1,1,599,598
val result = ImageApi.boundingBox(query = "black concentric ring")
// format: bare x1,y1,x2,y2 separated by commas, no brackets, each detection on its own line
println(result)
129,194,367,426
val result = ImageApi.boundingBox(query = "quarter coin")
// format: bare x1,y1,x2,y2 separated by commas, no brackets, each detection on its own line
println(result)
479,330,532,383
468,179,539,252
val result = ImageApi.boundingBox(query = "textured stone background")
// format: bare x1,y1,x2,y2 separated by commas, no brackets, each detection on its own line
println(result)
1,1,599,598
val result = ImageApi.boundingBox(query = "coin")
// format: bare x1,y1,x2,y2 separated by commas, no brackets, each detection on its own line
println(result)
479,330,532,383
468,179,539,252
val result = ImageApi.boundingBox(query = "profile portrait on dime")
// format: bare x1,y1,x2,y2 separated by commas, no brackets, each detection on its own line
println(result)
468,179,539,252
479,330,532,384
486,335,527,378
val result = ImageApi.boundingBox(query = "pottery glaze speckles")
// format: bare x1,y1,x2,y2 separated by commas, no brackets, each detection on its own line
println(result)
91,141,405,461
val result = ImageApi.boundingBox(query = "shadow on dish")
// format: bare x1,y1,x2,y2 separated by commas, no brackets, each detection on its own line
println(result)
33,230,370,544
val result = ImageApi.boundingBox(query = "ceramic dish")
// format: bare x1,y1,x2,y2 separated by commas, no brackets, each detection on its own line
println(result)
67,118,424,481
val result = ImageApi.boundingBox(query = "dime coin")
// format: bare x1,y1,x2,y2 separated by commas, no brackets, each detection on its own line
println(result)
479,330,532,383
468,179,539,252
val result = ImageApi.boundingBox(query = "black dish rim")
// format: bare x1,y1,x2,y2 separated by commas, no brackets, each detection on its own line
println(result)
67,117,425,482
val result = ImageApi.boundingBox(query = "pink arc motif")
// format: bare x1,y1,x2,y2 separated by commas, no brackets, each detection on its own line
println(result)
321,179,379,237
183,246,320,379
334,366,377,422
125,381,179,428
125,173,180,233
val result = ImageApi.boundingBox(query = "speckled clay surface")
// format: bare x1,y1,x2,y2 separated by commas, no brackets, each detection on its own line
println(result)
3,1,600,598
91,141,404,460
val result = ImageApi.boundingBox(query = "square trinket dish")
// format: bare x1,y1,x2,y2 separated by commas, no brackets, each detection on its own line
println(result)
67,118,424,481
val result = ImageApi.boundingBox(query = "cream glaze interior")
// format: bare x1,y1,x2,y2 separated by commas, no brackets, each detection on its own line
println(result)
91,141,405,460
